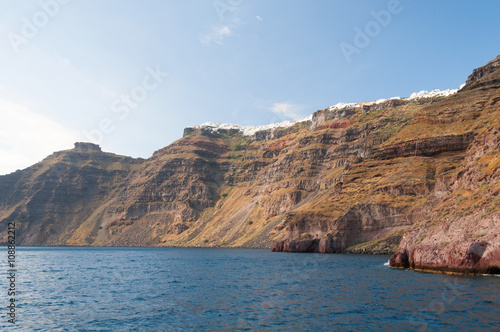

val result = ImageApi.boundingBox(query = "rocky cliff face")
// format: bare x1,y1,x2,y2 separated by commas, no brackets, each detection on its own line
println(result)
390,60,500,273
1,57,499,274
389,56,500,274
390,125,500,274
0,143,144,245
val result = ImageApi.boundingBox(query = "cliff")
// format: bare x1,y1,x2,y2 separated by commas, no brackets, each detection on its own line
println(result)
390,56,500,274
1,57,499,274
0,143,144,245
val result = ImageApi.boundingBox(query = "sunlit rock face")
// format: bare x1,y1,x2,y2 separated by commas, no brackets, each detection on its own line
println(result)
0,56,499,275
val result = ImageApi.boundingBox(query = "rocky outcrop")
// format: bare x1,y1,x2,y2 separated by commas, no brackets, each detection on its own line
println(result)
464,55,500,89
310,107,357,130
272,204,411,254
74,142,102,152
372,133,475,159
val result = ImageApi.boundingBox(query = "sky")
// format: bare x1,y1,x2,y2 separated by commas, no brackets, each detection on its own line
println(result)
0,0,499,175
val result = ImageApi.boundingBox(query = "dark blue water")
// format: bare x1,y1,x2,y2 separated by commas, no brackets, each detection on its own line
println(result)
1,248,499,331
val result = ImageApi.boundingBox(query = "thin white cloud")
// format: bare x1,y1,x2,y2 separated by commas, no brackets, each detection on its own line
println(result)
54,53,118,100
256,16,263,21
269,102,307,120
200,25,232,46
0,99,80,175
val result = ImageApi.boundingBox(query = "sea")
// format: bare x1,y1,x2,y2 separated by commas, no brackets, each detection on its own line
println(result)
1,247,499,331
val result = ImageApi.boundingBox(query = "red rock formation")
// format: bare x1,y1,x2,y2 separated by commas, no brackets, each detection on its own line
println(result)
390,62,500,274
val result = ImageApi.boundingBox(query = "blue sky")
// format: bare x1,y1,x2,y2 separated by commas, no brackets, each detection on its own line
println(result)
0,0,499,174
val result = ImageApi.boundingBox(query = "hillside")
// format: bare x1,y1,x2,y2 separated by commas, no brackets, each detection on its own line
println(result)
390,56,500,274
1,57,499,274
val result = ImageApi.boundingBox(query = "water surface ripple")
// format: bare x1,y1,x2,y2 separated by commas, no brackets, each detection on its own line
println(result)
1,247,498,331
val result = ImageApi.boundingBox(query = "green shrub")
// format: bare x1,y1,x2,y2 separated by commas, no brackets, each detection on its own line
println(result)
234,143,245,151
415,233,427,245
472,233,487,240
